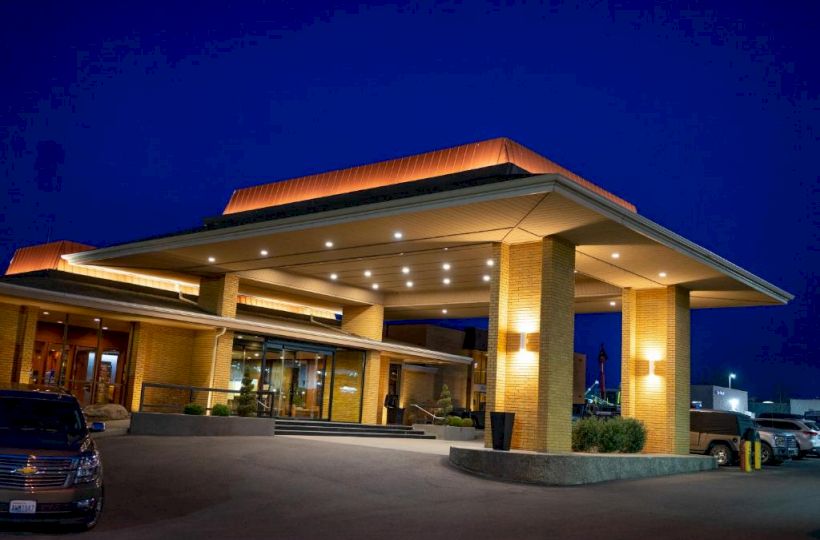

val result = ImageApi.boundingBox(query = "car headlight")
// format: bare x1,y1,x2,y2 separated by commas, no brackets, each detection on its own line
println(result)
74,452,101,484
774,436,785,447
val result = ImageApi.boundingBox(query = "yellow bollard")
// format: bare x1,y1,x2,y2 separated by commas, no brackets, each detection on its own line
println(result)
754,439,762,470
740,440,752,472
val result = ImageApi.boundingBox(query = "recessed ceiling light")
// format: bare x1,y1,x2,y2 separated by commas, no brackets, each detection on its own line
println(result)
260,249,269,256
574,270,578,274
609,301,617,307
102,326,108,330
611,252,620,259
658,272,667,278
442,263,451,271
401,266,410,274
372,283,380,290
406,281,414,288
42,311,49,315
57,321,63,324
325,241,334,248
441,309,448,314
207,256,216,263
330,273,338,280
486,259,494,266
93,318,100,322
482,275,491,282
443,278,451,285
364,270,372,277
393,231,403,239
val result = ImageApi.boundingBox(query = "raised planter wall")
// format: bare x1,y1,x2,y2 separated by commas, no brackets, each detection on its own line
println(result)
413,423,479,441
449,447,717,486
130,412,276,437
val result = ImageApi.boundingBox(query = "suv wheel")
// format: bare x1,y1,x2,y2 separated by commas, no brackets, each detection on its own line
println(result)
760,442,780,466
709,443,732,466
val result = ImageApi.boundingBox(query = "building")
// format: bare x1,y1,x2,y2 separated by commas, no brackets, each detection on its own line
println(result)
790,399,820,416
691,385,749,414
0,137,791,453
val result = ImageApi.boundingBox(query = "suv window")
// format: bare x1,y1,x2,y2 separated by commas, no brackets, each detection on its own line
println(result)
0,396,87,450
770,420,798,430
690,411,740,435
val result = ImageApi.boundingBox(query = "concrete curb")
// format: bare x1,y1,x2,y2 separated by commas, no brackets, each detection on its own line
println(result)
449,447,717,486
130,412,276,436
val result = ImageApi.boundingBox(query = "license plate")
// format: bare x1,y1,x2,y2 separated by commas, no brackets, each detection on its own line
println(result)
9,500,36,514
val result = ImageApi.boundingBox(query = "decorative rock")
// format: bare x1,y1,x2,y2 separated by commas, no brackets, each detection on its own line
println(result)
84,403,130,420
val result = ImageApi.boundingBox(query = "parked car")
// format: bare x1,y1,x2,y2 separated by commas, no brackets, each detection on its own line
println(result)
804,410,820,424
754,425,800,465
755,417,820,458
0,385,105,530
690,409,757,466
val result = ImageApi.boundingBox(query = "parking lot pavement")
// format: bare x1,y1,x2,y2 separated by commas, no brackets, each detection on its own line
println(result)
9,435,820,540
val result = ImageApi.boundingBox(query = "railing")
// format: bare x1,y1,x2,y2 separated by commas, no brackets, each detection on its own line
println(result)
139,382,277,417
410,403,441,423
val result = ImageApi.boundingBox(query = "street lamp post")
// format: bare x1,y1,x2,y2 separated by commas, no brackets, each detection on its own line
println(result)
728,373,736,389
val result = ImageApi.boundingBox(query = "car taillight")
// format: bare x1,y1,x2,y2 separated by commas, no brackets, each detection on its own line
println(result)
802,431,818,436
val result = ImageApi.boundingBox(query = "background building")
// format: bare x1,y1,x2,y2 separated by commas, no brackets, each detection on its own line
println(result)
691,385,749,414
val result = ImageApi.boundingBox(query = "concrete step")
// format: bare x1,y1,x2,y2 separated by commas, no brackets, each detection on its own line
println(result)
275,424,425,435
277,429,435,439
275,419,413,431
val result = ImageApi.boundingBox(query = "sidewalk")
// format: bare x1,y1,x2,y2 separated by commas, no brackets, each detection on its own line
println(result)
283,434,485,455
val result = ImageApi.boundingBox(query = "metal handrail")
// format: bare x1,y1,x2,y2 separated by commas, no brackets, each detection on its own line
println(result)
410,403,442,422
139,382,277,417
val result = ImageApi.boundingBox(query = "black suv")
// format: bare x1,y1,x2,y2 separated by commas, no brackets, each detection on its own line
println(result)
0,385,104,530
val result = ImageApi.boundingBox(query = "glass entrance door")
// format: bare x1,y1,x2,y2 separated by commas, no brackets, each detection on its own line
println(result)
263,342,332,420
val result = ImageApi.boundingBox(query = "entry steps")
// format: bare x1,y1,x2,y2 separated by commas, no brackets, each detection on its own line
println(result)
275,419,435,439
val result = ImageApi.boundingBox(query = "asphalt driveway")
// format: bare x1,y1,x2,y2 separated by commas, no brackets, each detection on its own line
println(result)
7,435,820,539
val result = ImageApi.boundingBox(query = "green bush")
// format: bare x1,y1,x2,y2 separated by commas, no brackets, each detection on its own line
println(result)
236,370,257,417
446,415,462,427
211,403,230,417
571,417,646,453
183,403,205,416
460,417,474,428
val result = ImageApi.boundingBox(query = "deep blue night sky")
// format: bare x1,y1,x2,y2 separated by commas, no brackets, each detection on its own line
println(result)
1,2,817,399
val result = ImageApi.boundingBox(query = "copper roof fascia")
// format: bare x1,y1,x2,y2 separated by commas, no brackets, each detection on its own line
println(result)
222,137,637,215
6,241,95,276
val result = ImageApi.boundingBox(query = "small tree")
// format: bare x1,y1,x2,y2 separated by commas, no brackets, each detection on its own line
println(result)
236,370,257,417
435,384,453,423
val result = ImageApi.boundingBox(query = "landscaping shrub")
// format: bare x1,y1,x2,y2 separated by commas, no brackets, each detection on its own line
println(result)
236,370,257,417
183,403,205,416
211,403,231,417
435,385,453,423
446,415,462,427
571,417,646,453
460,417,474,428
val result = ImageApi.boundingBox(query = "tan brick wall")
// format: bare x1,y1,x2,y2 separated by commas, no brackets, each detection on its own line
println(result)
438,365,469,409
127,323,196,411
360,351,382,424
573,354,587,404
484,238,575,452
15,306,38,384
341,304,384,341
0,303,20,384
329,349,363,422
400,369,436,410
198,274,239,317
621,286,690,454
189,329,235,407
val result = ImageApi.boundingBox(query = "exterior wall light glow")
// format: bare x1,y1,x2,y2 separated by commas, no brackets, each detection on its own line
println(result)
401,266,410,274
519,332,527,353
647,350,662,377
325,241,334,248
393,231,403,239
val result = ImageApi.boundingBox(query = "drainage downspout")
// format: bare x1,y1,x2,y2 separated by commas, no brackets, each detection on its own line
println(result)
176,283,199,306
309,314,354,335
206,327,228,411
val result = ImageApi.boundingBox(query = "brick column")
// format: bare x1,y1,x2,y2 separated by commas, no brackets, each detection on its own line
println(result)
0,303,39,385
342,304,384,424
484,237,575,452
621,286,691,454
198,274,239,317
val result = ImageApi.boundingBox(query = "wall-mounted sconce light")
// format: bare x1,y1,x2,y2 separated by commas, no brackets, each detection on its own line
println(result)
647,350,663,376
506,332,539,354
519,332,527,353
